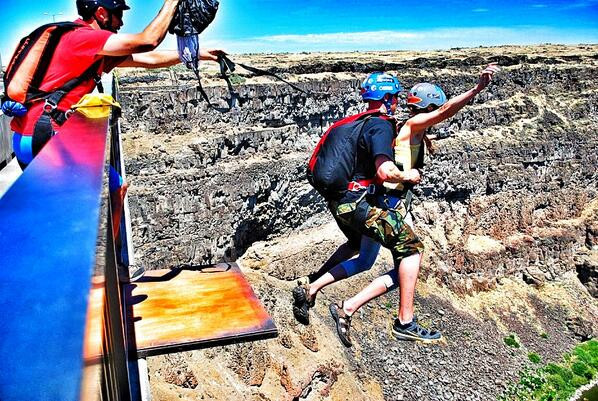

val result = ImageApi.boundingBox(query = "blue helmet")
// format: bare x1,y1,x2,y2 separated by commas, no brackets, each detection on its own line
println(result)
360,72,402,101
407,83,447,110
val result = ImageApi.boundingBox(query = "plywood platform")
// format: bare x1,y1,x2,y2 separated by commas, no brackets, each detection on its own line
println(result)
124,263,277,356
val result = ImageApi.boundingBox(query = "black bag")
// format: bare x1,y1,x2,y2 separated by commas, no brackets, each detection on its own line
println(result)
307,110,383,200
169,0,219,36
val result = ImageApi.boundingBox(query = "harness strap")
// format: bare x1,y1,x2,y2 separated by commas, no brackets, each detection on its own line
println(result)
191,54,329,112
191,59,236,111
220,54,328,97
31,59,104,157
32,113,54,156
381,188,414,218
192,68,216,109
404,190,413,211
36,59,104,115
347,179,375,192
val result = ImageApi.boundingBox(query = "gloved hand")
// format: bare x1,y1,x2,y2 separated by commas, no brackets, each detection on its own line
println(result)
1,100,28,117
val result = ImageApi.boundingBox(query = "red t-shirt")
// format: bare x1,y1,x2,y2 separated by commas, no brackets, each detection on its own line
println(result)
11,19,125,135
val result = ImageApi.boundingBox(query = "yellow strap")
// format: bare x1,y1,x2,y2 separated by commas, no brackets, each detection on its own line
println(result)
71,94,121,119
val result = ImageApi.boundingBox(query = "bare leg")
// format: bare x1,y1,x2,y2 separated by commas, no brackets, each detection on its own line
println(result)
309,272,336,298
342,252,422,317
396,252,422,324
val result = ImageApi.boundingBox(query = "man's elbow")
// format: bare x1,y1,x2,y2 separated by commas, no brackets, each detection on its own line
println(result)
146,36,162,50
129,32,161,53
139,36,160,52
375,158,395,182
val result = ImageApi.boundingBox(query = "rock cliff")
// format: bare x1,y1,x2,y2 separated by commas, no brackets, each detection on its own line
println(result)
117,44,598,401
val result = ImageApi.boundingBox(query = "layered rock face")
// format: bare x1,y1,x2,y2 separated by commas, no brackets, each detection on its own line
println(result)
118,45,598,401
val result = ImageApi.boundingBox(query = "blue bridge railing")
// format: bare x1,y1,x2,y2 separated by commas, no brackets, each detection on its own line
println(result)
0,77,136,401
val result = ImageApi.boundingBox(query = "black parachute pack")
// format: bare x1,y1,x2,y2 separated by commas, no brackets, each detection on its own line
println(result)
169,0,221,108
169,0,219,36
307,109,387,200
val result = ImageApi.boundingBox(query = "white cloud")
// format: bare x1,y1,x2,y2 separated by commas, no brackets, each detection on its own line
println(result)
531,4,548,8
472,8,490,12
188,26,598,54
261,31,419,44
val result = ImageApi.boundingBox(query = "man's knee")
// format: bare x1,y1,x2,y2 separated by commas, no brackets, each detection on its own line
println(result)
341,254,374,277
346,239,361,253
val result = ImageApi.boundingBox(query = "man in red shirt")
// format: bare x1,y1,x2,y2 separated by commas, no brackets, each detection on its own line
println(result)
11,0,221,169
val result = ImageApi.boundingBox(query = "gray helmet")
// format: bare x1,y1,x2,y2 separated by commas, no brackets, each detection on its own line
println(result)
77,0,130,16
407,83,447,110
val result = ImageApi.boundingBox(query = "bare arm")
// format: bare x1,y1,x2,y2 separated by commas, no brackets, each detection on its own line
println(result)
408,63,500,132
118,50,179,68
118,48,226,68
100,0,180,56
375,156,421,184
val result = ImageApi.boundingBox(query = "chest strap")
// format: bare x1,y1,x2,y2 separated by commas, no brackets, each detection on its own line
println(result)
31,59,104,157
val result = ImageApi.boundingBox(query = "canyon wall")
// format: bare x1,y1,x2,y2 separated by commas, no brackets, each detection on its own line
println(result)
117,45,597,401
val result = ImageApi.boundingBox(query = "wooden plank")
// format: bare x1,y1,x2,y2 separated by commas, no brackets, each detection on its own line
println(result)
125,263,277,356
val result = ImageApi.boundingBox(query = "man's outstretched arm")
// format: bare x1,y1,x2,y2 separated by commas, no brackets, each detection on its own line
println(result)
118,48,225,68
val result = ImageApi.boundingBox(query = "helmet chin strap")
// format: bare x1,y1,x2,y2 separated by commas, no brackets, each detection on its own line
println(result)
382,97,394,116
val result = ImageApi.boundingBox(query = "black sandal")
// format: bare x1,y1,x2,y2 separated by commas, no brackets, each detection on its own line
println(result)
292,283,315,325
329,302,352,347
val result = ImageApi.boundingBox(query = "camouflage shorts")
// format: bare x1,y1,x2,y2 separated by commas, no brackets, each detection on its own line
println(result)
330,196,424,261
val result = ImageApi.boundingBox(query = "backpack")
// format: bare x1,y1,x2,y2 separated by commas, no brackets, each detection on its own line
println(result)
2,22,104,156
3,22,86,106
307,109,385,200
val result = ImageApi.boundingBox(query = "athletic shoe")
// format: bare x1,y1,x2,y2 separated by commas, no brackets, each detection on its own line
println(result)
391,315,442,343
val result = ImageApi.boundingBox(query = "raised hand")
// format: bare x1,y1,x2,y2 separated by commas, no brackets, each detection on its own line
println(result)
475,63,500,92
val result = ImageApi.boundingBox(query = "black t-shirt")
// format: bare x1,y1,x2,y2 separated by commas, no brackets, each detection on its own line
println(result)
353,117,395,180
338,117,395,204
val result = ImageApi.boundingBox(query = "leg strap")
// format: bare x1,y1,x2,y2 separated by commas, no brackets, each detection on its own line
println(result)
32,112,55,157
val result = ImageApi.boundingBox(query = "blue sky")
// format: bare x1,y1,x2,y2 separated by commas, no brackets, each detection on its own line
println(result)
1,0,597,62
